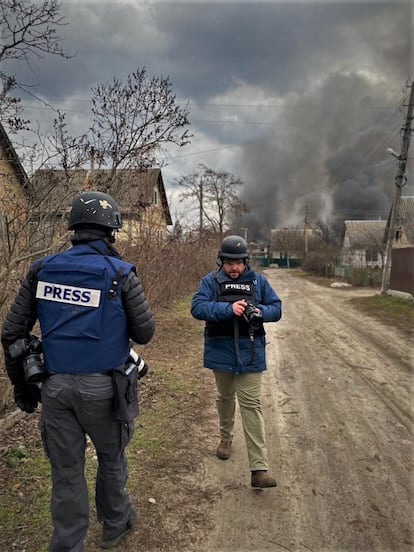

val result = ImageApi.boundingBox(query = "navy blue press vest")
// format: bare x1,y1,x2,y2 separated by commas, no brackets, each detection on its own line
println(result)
34,241,134,374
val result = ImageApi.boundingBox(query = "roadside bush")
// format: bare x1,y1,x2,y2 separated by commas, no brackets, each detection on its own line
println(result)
120,235,219,309
302,252,335,278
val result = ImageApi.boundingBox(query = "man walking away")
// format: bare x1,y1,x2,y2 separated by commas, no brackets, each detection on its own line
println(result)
2,191,155,551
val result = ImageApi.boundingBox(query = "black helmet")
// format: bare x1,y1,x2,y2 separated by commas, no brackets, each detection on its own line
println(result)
68,191,122,230
218,235,249,260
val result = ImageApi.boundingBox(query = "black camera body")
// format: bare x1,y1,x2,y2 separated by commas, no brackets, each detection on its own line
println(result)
9,336,48,385
243,302,263,330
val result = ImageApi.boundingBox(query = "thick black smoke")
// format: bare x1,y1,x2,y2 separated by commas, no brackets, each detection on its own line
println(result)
231,4,413,238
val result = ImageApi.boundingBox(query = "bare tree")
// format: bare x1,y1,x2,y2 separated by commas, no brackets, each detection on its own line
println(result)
177,163,248,237
313,220,342,247
89,68,191,177
271,228,305,268
0,0,71,131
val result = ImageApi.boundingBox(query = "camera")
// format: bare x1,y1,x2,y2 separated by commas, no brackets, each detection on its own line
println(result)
9,335,48,385
127,348,149,379
243,302,263,330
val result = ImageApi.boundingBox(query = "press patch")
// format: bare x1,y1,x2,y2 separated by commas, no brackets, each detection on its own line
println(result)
36,281,101,307
223,283,252,292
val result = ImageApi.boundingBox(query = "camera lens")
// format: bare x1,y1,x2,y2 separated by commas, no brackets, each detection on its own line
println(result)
24,354,48,383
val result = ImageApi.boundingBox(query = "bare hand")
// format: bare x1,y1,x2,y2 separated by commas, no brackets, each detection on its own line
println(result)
232,300,246,316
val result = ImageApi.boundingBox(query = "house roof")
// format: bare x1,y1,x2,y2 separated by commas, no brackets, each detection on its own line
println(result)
343,220,387,248
398,196,414,243
0,121,28,187
30,167,172,225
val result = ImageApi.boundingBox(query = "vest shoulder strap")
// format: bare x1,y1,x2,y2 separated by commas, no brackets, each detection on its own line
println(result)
107,266,125,299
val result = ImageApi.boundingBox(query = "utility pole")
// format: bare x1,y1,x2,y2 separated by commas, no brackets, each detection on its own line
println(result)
199,176,203,238
303,205,309,257
381,81,414,294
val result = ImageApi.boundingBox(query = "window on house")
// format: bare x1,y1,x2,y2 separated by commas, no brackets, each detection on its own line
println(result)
366,247,378,263
152,189,158,205
157,229,163,244
145,226,150,236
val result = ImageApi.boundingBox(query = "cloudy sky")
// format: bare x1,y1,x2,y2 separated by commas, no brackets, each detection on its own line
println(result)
6,0,413,237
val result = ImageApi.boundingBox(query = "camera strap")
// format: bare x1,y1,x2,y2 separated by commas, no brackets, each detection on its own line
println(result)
248,326,255,365
233,318,242,366
233,319,255,366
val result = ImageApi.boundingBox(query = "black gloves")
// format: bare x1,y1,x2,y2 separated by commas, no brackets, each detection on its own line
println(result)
13,383,41,413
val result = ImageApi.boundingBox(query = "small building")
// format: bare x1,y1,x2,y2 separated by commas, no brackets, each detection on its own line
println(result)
270,227,319,267
30,167,172,245
341,220,387,268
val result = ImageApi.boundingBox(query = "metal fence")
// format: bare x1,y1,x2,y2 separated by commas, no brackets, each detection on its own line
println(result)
390,247,414,295
335,265,382,287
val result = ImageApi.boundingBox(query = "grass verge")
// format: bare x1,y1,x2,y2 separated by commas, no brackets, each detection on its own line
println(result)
348,293,414,334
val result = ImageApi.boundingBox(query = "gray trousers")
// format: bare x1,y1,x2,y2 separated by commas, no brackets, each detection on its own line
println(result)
40,373,134,552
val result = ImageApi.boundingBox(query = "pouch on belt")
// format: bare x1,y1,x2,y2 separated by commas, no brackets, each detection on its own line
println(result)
112,363,139,423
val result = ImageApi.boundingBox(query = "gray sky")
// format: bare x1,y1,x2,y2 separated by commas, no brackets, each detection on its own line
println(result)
7,0,413,236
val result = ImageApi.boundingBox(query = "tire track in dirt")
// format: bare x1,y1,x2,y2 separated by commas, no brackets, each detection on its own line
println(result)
201,270,413,552
302,300,413,433
266,271,413,551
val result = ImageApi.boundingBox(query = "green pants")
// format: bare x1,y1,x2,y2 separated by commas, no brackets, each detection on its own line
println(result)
214,370,268,471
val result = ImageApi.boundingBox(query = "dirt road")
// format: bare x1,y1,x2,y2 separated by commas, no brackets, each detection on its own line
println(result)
199,270,413,552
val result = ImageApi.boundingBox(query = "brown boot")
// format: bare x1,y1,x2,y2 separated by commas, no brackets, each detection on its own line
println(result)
251,470,277,488
216,439,232,460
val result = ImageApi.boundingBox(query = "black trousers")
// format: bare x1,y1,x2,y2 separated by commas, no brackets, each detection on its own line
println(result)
40,373,134,552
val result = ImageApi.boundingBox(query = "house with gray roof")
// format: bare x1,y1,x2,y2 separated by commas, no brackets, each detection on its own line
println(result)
341,220,387,268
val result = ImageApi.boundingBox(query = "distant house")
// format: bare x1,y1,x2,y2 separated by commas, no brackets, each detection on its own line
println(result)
341,220,387,268
270,227,319,267
30,167,173,245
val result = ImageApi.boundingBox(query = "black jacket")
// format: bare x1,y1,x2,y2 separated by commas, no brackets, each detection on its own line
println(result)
1,240,155,386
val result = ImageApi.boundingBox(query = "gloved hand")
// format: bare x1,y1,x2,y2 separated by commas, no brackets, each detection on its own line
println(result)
13,383,41,413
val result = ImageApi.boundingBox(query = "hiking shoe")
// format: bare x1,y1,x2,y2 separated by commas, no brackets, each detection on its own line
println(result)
99,507,137,549
216,439,232,460
251,470,277,488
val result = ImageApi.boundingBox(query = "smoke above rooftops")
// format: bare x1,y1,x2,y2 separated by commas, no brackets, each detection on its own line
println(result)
236,70,411,239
